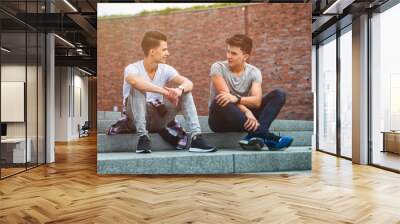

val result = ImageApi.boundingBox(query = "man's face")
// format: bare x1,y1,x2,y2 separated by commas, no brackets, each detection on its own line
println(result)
226,45,248,68
149,40,169,63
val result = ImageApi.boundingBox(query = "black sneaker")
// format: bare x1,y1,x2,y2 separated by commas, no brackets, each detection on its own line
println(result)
239,134,265,151
136,135,151,153
188,134,217,153
158,127,190,150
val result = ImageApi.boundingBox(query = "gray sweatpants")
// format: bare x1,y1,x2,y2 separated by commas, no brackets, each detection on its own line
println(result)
126,88,202,137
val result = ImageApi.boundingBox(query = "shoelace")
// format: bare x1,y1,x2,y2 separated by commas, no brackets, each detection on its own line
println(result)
139,136,150,146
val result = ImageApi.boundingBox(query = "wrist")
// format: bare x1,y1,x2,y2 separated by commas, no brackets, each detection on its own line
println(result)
178,85,185,94
233,93,241,103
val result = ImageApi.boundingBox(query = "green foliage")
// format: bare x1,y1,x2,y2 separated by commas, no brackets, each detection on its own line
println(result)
98,3,244,20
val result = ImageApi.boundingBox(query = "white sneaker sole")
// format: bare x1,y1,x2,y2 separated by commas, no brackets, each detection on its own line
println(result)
136,149,152,153
188,147,217,153
239,137,264,151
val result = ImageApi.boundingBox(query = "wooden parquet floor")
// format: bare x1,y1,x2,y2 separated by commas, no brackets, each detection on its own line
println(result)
1,135,400,224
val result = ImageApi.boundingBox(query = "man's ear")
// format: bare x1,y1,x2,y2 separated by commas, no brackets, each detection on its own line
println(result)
149,49,154,56
244,54,250,62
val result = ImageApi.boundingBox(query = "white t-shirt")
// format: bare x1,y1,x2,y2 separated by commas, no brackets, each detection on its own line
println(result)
123,60,178,104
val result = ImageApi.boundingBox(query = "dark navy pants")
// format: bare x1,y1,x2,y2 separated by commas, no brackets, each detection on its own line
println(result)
208,89,286,136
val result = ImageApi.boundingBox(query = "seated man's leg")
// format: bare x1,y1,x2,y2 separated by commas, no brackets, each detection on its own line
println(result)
255,89,293,149
208,99,247,132
126,88,148,136
179,92,201,135
255,89,286,135
147,100,179,133
126,88,151,153
209,99,266,150
180,92,216,152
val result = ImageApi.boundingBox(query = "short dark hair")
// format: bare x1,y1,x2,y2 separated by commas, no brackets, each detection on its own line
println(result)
141,31,167,56
225,34,253,55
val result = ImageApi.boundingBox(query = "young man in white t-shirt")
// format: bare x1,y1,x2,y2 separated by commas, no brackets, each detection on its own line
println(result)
124,31,216,153
208,34,293,150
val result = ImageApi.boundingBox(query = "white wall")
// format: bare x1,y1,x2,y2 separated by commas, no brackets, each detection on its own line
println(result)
54,67,89,141
1,65,26,139
1,65,41,138
1,63,46,164
55,66,68,141
71,72,89,138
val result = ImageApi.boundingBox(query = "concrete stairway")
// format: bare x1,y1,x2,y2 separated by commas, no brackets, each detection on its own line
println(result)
97,111,313,174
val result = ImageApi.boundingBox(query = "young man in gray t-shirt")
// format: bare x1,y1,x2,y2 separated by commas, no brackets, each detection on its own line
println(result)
208,34,293,150
124,31,216,153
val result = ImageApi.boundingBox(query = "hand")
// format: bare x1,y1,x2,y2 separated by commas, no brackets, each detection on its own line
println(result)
164,87,183,97
163,88,179,106
243,110,259,132
215,92,238,107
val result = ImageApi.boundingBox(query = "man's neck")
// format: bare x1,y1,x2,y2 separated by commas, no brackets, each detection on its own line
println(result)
143,58,158,77
229,63,245,74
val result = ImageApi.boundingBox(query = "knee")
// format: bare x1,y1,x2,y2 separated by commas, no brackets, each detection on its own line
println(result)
269,89,286,104
182,91,193,97
130,88,146,98
181,91,194,103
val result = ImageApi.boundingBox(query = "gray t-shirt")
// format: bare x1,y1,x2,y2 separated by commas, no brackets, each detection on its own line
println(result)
123,60,178,104
209,61,262,106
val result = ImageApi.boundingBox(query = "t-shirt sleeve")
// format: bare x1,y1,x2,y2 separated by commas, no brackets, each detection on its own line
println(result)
163,64,179,81
210,62,223,77
124,65,139,78
252,69,262,84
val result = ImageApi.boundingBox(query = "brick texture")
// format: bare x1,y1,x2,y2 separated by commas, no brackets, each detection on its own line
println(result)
98,3,313,120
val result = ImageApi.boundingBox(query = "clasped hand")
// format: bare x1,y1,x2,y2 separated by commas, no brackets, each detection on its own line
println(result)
243,110,259,132
215,92,237,107
163,87,182,106
215,92,259,132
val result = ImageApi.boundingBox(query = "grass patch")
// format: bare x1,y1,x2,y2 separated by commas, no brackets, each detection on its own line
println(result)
98,3,244,20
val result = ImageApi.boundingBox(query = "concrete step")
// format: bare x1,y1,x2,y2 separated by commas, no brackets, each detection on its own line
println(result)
97,111,122,121
97,146,312,174
97,131,312,153
97,115,313,134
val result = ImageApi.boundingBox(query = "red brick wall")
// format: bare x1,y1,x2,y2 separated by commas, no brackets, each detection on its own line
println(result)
98,3,312,120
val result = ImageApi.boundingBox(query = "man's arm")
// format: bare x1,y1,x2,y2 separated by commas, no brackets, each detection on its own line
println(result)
211,75,230,93
125,73,168,95
211,73,259,131
238,82,262,108
211,75,239,106
168,74,193,93
211,74,261,108
237,103,260,132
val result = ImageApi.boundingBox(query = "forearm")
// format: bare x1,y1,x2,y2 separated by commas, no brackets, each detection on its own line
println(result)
179,79,193,93
130,77,167,95
237,103,250,113
239,96,261,109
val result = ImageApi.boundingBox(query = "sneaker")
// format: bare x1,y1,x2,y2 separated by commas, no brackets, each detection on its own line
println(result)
176,135,190,150
188,134,217,153
136,135,151,153
239,134,265,150
264,133,293,150
159,128,189,150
